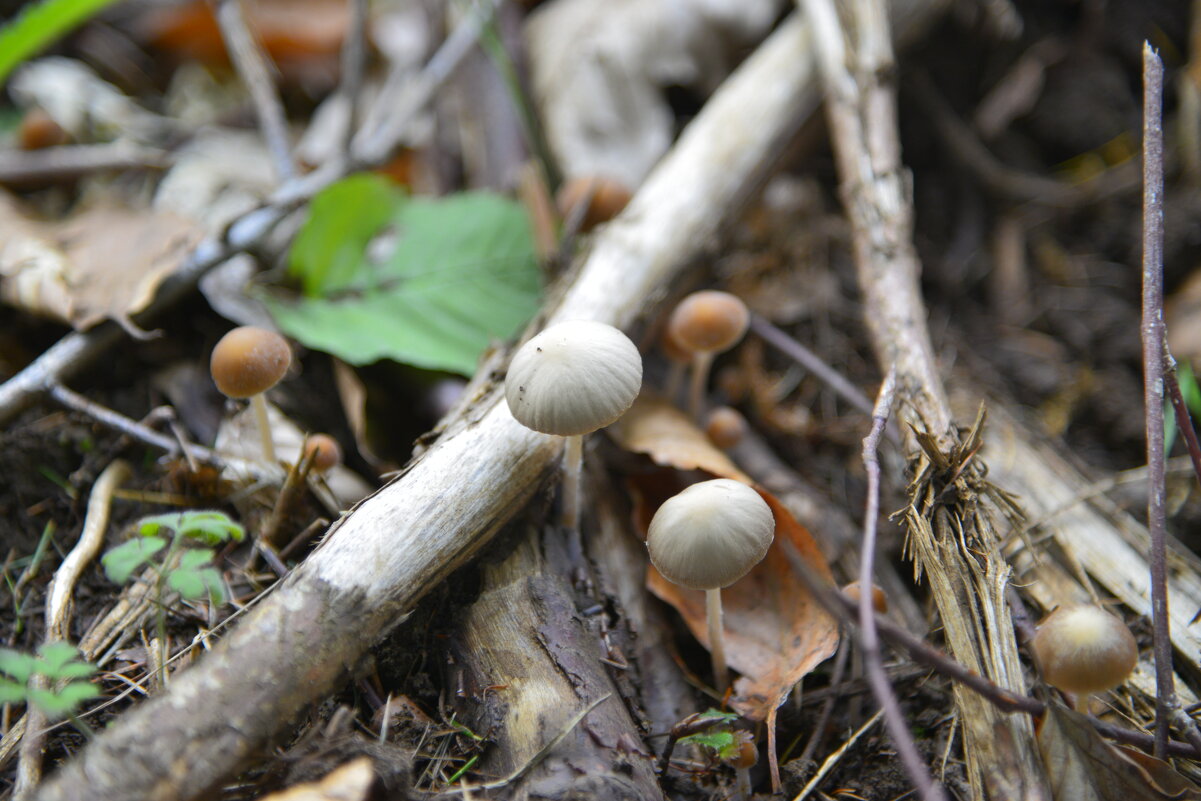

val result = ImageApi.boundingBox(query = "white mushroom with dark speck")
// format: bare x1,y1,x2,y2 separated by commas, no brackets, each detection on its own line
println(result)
506,320,642,529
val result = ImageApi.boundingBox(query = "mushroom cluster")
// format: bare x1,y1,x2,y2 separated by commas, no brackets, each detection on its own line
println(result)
505,320,643,530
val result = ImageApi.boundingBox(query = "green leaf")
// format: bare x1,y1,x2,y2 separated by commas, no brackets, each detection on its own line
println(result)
268,180,542,376
102,537,166,584
289,173,406,296
0,678,26,703
167,567,206,601
680,730,736,751
137,511,243,545
36,642,87,675
0,648,38,682
0,0,125,85
179,512,244,545
197,567,227,605
28,681,99,716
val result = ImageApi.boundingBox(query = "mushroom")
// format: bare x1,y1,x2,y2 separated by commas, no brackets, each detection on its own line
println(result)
704,406,748,450
842,580,888,614
666,291,749,418
210,326,292,463
646,478,775,693
302,434,342,473
1030,604,1138,708
505,320,643,530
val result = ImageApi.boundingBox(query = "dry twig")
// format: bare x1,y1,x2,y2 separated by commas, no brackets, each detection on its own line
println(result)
800,0,1045,794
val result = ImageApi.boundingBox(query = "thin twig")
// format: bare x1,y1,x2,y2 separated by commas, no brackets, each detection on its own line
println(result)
439,695,611,795
14,461,130,798
213,0,296,182
857,369,945,801
792,709,884,801
337,0,370,160
1142,42,1174,760
749,314,875,416
44,381,281,485
0,143,170,184
1163,355,1201,489
796,636,850,766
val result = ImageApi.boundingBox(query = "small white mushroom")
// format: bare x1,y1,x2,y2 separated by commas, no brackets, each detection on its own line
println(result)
506,320,643,530
647,478,775,692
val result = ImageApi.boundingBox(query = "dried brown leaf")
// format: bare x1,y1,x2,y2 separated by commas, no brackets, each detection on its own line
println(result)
0,193,202,330
255,757,373,801
608,395,751,481
1037,701,1201,801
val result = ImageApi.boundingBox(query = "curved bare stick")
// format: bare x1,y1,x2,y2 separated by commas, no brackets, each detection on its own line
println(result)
32,14,825,801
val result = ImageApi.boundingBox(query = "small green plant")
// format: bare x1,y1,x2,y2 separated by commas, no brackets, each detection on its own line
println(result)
0,641,99,720
103,510,244,605
103,511,244,677
675,709,749,762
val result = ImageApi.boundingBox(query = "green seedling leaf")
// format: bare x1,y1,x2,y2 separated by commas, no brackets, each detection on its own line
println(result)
198,567,227,605
0,0,124,85
680,730,736,752
36,642,94,678
102,536,166,584
137,510,244,545
267,177,542,376
289,173,405,296
0,678,26,704
167,550,223,601
28,682,100,716
167,568,205,601
0,648,38,683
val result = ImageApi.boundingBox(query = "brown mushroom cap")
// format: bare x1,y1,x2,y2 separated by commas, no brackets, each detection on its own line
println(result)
646,479,775,590
705,406,748,450
555,176,632,231
210,326,292,399
666,291,749,354
1031,604,1138,695
303,434,342,472
505,320,643,436
842,581,889,614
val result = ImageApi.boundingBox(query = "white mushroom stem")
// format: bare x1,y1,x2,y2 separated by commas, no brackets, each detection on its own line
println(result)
707,587,729,693
561,434,584,530
734,766,752,801
689,351,715,420
251,394,277,464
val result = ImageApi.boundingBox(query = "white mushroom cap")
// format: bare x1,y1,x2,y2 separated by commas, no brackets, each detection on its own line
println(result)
505,320,643,436
646,479,775,590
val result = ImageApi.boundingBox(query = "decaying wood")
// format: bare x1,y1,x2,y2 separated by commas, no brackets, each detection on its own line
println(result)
450,520,662,800
803,0,1046,798
31,14,833,801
